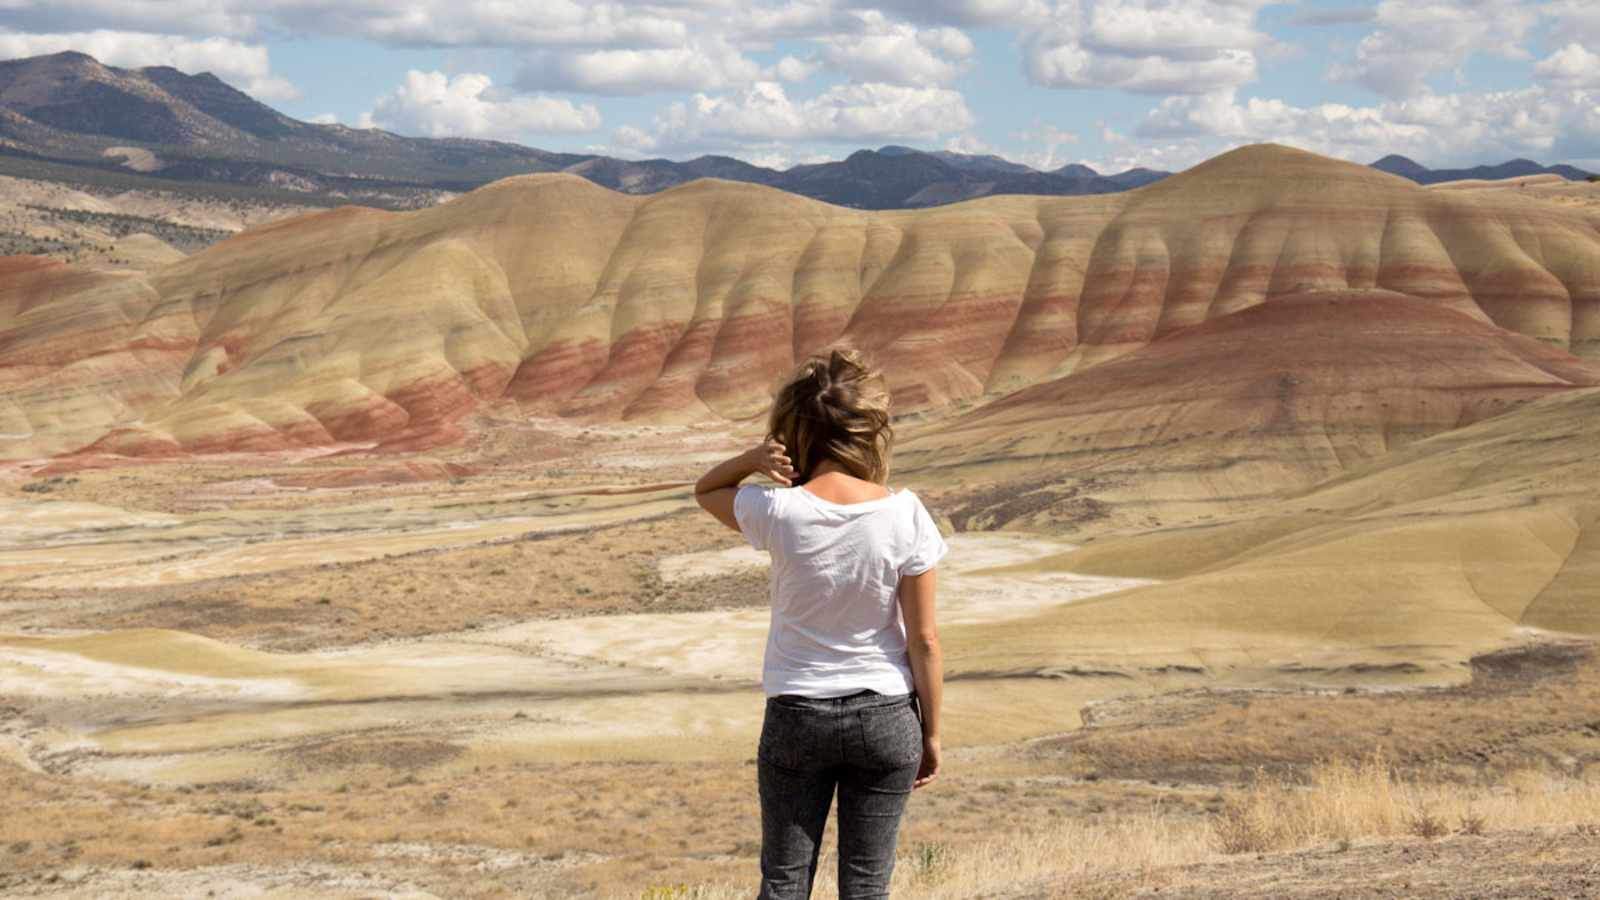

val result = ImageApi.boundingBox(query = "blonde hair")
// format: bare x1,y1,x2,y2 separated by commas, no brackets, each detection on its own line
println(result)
767,347,893,485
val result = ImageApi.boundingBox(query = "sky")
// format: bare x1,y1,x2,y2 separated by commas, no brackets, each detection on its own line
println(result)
1,1,1597,173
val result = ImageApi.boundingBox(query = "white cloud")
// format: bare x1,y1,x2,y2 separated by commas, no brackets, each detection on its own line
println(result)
1009,122,1079,169
611,123,658,152
0,2,257,38
849,0,1048,28
642,80,974,152
361,70,601,139
740,150,794,169
1083,0,1266,57
517,39,764,95
1,1,701,50
1030,45,1258,94
1132,83,1600,168
1328,0,1540,99
771,55,819,82
943,132,1000,157
265,1,691,49
1545,0,1600,46
1288,7,1377,27
1023,0,1272,94
1077,140,1217,175
0,29,299,101
308,112,340,125
816,13,974,86
1535,43,1600,89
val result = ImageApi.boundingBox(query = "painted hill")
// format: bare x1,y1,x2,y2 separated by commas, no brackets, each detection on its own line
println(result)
950,381,1600,675
2,144,1598,483
900,289,1598,534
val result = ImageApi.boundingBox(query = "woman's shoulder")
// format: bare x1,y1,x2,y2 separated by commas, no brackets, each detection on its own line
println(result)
890,487,929,509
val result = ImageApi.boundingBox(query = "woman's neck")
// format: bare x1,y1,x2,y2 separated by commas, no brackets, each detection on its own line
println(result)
802,460,890,503
809,460,853,479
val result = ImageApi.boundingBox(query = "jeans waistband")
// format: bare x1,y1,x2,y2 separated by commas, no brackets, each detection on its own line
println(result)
768,689,913,712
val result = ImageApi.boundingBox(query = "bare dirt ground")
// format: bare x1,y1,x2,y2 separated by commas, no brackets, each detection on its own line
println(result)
2,415,1597,897
986,828,1600,900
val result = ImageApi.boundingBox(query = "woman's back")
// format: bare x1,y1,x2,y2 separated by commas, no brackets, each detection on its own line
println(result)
735,481,947,698
690,346,945,898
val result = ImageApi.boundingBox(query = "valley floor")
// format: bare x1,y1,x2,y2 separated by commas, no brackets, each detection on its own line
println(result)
1,418,1596,897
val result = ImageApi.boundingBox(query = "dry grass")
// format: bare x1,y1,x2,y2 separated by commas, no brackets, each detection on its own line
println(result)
1213,749,1600,855
1035,644,1600,784
9,504,752,649
607,752,1600,900
662,816,1214,900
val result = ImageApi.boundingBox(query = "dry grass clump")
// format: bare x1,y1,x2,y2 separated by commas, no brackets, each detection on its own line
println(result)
609,814,1215,900
1211,748,1600,854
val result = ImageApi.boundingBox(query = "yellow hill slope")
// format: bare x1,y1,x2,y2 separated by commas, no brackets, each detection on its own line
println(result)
899,289,1599,534
944,384,1600,678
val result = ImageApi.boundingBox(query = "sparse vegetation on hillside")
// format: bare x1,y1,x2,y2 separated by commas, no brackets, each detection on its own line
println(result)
23,204,230,252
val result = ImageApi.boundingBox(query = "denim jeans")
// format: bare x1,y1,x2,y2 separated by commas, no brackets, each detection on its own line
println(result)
756,689,923,900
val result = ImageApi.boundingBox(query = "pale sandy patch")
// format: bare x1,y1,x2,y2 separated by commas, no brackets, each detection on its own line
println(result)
0,645,305,701
0,496,181,542
9,492,688,589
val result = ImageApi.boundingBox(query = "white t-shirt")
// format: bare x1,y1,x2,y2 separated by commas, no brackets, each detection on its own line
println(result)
734,482,949,698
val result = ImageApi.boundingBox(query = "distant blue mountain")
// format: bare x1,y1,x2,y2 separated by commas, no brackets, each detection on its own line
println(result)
0,51,1180,210
1371,154,1595,184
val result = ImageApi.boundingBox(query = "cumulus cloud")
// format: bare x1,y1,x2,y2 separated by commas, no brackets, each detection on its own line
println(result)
516,40,763,95
610,123,658,152
0,2,257,38
0,29,300,100
1023,0,1273,94
261,1,692,49
640,80,974,152
1288,7,1377,27
816,13,975,86
1327,0,1540,99
1535,43,1600,89
1010,122,1079,169
1544,0,1600,48
849,0,1048,28
771,55,820,82
0,1,699,50
361,70,601,139
1133,83,1600,168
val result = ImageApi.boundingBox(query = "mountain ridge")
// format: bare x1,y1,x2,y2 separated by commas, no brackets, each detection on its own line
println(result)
1371,152,1595,184
2,50,1592,213
0,50,1164,210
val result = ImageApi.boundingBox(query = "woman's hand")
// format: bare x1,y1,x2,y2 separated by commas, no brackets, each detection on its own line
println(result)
745,439,797,487
914,735,941,789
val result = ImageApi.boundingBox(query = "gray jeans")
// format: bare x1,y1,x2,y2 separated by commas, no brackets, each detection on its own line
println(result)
756,689,923,899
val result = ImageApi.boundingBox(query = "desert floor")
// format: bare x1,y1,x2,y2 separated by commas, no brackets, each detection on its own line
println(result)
3,415,1598,898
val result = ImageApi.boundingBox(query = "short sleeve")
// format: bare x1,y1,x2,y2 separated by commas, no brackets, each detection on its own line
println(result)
734,483,779,552
900,493,949,577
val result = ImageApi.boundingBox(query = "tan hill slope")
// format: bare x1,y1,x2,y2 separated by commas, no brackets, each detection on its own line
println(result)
943,383,1600,677
2,143,1598,463
899,289,1599,533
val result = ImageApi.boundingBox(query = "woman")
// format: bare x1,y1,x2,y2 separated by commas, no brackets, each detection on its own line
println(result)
694,347,947,899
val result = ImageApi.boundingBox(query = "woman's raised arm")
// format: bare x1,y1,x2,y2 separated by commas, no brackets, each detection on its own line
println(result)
693,439,795,531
